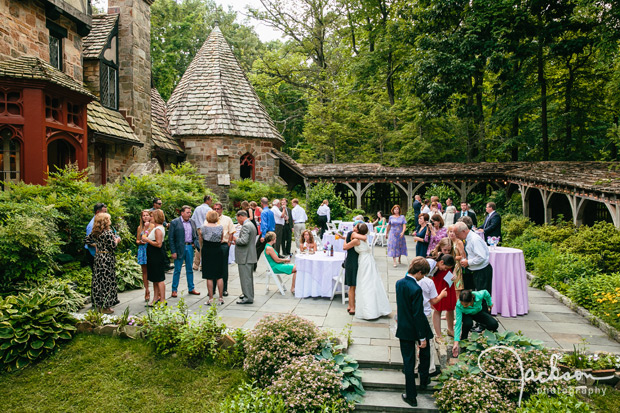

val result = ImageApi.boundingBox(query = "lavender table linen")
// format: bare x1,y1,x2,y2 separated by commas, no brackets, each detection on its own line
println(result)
489,246,529,317
295,251,346,298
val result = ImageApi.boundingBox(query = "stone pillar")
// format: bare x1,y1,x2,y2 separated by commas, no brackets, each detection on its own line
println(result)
108,0,152,162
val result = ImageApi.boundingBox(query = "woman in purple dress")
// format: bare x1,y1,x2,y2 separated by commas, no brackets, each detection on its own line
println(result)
426,214,448,255
385,204,408,267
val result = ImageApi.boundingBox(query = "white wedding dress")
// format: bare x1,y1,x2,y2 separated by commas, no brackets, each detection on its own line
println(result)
354,241,392,320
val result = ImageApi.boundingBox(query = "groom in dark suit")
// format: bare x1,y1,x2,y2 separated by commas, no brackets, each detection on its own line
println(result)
455,201,478,228
477,202,502,242
396,257,434,407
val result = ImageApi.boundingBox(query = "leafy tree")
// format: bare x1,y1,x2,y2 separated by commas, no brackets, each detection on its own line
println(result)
307,182,347,226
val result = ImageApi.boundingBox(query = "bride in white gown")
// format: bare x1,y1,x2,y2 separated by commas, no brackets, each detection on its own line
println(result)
354,224,392,320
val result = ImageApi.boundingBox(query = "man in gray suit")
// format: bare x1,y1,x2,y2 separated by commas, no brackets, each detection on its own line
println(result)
234,210,257,304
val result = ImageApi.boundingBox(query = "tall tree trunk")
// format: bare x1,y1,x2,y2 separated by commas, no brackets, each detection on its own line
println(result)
511,115,519,161
565,66,574,158
537,30,549,160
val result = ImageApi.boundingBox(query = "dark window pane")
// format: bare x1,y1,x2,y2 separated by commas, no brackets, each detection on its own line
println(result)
49,35,61,70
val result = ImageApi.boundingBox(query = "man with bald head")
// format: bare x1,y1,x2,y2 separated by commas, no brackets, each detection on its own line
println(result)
454,221,493,295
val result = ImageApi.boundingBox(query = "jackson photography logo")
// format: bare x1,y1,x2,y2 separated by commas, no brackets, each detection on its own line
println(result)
477,346,615,406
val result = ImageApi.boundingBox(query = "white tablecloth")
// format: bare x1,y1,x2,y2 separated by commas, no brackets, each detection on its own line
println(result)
338,221,373,233
295,251,345,298
322,233,374,252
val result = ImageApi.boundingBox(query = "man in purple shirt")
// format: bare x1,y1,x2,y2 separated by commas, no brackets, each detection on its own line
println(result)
169,206,201,297
254,197,275,272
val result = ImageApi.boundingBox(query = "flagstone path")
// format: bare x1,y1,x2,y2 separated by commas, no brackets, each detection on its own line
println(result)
88,236,620,357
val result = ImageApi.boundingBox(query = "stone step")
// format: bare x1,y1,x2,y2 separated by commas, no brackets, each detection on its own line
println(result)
361,368,439,393
356,390,438,412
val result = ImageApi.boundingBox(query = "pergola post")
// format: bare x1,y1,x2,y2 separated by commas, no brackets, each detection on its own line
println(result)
356,182,362,210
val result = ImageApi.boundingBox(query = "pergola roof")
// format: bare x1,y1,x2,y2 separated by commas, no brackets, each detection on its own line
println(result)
167,25,283,142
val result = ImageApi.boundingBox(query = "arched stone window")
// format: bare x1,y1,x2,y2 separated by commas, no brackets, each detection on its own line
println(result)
240,152,255,180
0,127,20,182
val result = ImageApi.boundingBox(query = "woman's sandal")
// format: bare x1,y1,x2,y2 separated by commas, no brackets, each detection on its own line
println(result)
206,298,214,306
218,298,224,306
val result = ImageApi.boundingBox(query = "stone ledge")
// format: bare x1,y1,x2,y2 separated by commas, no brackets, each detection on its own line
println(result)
526,272,620,344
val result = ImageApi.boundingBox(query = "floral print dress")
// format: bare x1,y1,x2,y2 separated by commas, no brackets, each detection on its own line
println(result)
387,215,408,257
84,229,118,309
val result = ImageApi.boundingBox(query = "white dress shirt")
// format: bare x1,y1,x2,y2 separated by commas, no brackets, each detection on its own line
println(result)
464,230,490,270
415,276,438,317
421,205,430,214
317,205,330,222
191,203,212,228
272,206,285,225
291,204,308,223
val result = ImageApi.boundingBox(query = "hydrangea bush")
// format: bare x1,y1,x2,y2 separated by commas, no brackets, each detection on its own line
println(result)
244,314,325,385
268,355,352,412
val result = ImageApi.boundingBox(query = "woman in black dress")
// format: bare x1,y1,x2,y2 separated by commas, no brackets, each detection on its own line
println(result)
84,213,120,314
200,210,224,305
413,213,430,257
343,224,362,315
142,209,167,306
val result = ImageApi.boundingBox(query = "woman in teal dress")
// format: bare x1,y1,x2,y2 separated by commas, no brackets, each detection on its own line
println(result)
264,232,297,293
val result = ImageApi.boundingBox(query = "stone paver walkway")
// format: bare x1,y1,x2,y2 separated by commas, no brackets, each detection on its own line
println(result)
95,236,620,358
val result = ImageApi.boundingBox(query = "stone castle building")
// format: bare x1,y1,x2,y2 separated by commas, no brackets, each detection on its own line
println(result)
0,0,284,198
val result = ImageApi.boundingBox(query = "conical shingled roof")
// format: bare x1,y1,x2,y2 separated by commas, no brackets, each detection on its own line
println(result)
167,26,284,143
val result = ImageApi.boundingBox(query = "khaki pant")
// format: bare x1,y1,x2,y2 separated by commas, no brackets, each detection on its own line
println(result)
192,236,203,270
293,223,306,251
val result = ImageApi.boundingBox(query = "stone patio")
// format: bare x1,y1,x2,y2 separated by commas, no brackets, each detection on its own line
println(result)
94,235,620,358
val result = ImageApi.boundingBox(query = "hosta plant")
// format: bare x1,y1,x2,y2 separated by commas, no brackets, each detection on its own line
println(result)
0,292,76,371
316,339,365,403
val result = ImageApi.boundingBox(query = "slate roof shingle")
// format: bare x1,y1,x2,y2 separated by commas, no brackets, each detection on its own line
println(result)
87,100,142,146
167,25,284,143
0,56,95,98
151,89,184,153
82,14,118,59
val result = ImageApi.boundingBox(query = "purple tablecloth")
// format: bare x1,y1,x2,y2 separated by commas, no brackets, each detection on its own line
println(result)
489,246,529,317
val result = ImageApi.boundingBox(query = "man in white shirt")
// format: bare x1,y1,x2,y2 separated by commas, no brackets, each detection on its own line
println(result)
291,198,308,251
191,195,213,270
454,221,493,294
271,199,286,255
410,259,447,376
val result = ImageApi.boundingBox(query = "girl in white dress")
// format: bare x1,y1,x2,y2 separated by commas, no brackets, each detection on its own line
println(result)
352,223,392,320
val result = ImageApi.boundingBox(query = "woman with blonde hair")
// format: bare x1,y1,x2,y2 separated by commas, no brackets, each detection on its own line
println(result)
142,209,167,306
136,210,154,302
447,225,466,292
84,213,121,314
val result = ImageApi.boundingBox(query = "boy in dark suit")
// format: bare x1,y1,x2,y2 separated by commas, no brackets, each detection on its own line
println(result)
395,257,434,407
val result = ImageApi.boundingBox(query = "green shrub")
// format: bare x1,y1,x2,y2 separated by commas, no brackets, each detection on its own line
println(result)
435,374,514,412
307,182,347,227
0,292,76,371
220,382,287,413
501,214,533,244
115,251,143,292
516,392,593,412
228,179,289,207
344,208,366,221
268,355,352,412
83,309,104,326
560,222,620,274
244,314,326,386
529,222,576,245
141,299,189,355
510,236,553,269
175,305,224,364
0,214,63,290
532,251,600,293
223,327,248,368
59,262,92,296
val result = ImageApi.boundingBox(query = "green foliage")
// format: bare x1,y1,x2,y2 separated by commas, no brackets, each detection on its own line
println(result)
220,381,287,413
507,236,553,269
141,299,189,355
228,179,289,207
307,182,347,226
175,304,224,364
114,251,143,292
18,278,85,313
316,339,365,404
344,209,366,221
422,184,459,205
58,261,92,296
223,327,248,369
83,309,104,327
0,292,76,371
0,214,62,289
244,313,326,386
501,214,533,244
435,374,515,412
560,222,620,274
516,392,593,413
532,251,600,293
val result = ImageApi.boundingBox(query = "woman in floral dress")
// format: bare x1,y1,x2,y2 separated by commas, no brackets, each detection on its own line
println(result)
426,214,448,254
385,205,407,267
84,213,120,314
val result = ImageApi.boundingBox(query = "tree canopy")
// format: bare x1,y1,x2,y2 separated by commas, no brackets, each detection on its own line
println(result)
151,0,620,163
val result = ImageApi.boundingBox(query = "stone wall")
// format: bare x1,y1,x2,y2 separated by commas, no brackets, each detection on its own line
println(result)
108,0,152,162
0,0,83,82
182,136,279,204
83,59,99,97
87,141,135,184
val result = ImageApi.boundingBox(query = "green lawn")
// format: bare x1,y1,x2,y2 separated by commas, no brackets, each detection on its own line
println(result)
0,334,245,412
